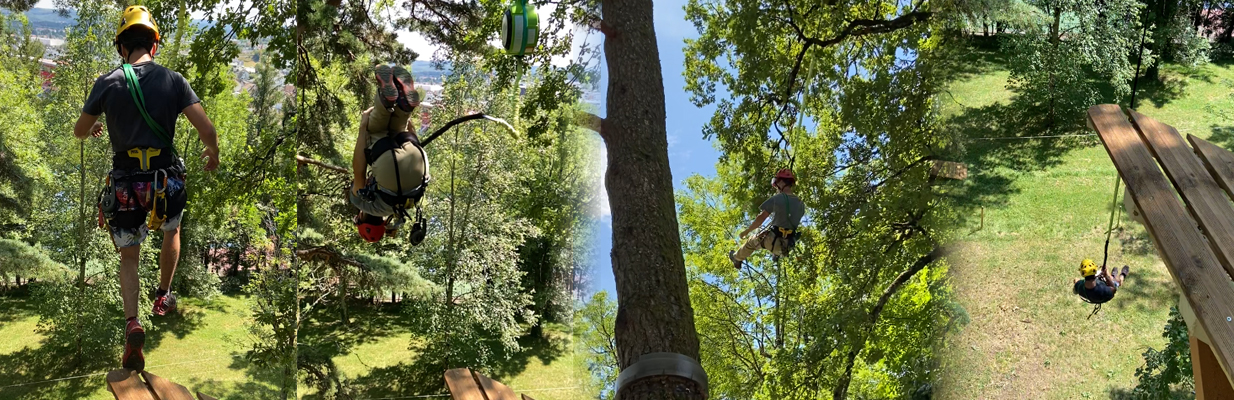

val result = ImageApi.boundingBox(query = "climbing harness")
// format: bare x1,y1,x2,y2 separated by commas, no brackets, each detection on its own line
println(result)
96,62,186,245
364,130,431,244
361,113,518,244
501,0,539,56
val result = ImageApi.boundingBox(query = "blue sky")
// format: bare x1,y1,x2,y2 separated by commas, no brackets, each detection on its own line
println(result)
585,0,723,298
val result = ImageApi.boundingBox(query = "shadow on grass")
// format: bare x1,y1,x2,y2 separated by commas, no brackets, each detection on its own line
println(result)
0,343,112,399
1137,73,1192,109
334,332,571,400
1206,125,1234,150
1106,262,1177,316
145,303,207,348
0,293,38,324
0,294,218,399
298,299,419,362
1115,226,1155,257
944,100,1095,225
1107,386,1193,399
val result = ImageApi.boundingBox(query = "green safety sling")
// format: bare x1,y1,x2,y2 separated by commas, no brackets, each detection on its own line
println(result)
121,63,178,158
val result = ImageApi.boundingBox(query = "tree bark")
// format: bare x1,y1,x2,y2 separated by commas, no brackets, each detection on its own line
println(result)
602,0,705,398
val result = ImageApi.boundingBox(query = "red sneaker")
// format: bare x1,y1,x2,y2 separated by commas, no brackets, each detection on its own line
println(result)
392,65,419,111
152,293,176,316
121,319,145,371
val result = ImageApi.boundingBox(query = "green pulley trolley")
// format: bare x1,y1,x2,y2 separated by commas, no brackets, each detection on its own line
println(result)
501,0,539,56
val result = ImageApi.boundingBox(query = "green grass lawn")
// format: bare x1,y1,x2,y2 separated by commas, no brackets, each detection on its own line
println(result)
297,304,591,400
0,294,282,400
933,45,1234,399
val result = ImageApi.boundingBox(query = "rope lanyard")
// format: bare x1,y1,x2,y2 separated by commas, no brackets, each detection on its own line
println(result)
1102,172,1122,269
121,63,179,159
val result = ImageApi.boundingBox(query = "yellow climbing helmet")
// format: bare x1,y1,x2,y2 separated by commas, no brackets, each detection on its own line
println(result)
115,5,160,43
1079,259,1099,278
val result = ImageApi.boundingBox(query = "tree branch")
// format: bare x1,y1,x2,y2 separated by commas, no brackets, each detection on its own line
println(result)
575,111,605,133
296,154,350,174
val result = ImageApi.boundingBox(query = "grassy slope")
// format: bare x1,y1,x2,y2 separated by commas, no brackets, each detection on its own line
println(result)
0,294,282,400
935,47,1234,399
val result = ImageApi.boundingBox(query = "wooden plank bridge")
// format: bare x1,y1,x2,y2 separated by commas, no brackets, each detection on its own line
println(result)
444,368,536,400
107,369,216,400
1088,104,1234,398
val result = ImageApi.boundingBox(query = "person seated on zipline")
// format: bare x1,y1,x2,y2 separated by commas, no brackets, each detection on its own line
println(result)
729,169,806,269
350,64,429,243
72,5,219,372
1073,259,1130,304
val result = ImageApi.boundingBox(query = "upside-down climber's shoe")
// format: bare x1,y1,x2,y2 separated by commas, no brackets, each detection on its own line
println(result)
152,292,177,316
122,318,145,371
1121,265,1130,279
728,251,742,270
392,65,418,112
374,64,398,108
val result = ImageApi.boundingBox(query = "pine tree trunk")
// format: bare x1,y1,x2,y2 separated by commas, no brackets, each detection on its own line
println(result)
601,0,704,398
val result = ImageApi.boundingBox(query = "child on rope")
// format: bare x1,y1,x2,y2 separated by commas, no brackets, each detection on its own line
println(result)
729,169,806,269
1074,259,1130,304
73,6,219,372
350,64,430,243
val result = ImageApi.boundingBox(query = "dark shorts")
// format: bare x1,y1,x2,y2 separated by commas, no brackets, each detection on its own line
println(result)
103,170,187,248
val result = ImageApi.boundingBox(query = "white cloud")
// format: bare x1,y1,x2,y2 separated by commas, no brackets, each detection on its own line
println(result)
396,31,441,61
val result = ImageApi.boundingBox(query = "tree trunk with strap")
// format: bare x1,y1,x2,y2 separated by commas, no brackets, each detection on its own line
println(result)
601,0,705,398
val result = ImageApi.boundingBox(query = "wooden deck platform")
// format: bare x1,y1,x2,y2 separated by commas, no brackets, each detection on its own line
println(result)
106,369,216,400
444,368,536,400
1088,104,1234,398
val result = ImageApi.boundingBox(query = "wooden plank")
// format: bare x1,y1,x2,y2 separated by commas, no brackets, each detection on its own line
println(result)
1130,109,1234,279
473,371,519,400
1088,104,1234,384
1190,135,1234,213
106,369,156,400
195,392,217,400
444,368,488,400
140,372,195,400
1193,335,1234,399
929,160,968,180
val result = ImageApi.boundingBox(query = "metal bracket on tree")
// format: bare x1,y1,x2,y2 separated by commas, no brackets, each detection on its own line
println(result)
614,352,709,398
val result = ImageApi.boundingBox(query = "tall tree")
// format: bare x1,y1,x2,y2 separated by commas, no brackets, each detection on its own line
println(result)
682,0,960,398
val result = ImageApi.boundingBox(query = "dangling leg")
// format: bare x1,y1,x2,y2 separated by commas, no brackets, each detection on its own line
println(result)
730,231,768,269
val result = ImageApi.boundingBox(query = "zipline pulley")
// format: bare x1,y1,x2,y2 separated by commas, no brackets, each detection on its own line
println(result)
501,0,539,56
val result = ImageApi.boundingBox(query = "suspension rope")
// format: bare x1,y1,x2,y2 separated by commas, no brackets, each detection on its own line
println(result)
1102,172,1121,269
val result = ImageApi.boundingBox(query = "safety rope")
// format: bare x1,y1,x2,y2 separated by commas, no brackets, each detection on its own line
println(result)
1102,171,1122,269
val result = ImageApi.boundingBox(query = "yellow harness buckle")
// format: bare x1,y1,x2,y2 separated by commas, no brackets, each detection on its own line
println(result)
126,147,161,171
778,227,794,237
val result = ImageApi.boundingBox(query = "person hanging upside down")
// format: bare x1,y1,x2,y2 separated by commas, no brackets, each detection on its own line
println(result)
73,6,219,372
1073,259,1130,304
729,169,806,269
350,64,430,243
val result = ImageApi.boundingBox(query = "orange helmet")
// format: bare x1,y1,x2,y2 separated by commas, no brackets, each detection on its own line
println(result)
355,213,387,243
774,168,796,186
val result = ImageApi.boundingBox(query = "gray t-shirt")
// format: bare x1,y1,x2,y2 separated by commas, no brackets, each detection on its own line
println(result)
82,61,200,160
760,193,805,229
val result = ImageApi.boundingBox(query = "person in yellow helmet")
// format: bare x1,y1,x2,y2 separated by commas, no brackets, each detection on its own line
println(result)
1073,259,1129,304
72,5,219,372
